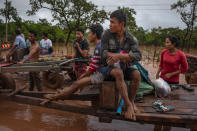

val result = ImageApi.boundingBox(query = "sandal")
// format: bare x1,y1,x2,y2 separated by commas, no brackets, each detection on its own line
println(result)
170,85,181,90
181,85,194,92
152,100,163,109
156,105,175,112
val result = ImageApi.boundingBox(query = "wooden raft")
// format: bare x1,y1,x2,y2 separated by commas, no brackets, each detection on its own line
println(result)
1,81,197,130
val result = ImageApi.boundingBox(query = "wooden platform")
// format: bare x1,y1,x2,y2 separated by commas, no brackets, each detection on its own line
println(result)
0,83,197,130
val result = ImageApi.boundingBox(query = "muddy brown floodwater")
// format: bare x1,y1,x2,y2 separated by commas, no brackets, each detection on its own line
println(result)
0,99,189,131
0,45,194,131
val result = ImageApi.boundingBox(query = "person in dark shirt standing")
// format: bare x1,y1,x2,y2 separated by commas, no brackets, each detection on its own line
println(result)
73,28,89,79
99,10,142,120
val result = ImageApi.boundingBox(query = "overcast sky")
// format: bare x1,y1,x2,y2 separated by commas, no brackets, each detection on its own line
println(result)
0,0,186,30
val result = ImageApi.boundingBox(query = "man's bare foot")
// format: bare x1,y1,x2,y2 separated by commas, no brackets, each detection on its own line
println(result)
40,99,51,105
132,102,140,113
56,89,63,93
44,94,57,100
124,104,136,120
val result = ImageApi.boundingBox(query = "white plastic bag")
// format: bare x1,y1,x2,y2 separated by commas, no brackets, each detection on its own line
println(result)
153,78,171,97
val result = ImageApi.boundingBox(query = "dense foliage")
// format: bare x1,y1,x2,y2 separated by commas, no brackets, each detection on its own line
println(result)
0,0,197,50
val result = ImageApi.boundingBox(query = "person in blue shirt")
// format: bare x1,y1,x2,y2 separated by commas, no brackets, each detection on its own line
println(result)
6,29,26,62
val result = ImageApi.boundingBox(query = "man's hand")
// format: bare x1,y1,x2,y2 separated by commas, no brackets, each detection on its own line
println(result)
156,73,160,79
165,73,173,79
79,73,86,80
5,55,10,63
16,61,24,66
106,53,120,66
75,42,80,48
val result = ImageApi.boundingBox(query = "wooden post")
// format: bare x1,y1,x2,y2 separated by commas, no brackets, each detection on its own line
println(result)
99,81,118,110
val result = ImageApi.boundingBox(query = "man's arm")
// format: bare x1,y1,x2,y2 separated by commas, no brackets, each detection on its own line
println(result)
7,37,20,58
75,40,89,58
106,36,141,65
19,46,39,64
127,36,142,62
100,30,110,64
76,43,88,57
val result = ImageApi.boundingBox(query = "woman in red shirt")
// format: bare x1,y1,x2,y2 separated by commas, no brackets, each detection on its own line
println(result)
156,36,188,84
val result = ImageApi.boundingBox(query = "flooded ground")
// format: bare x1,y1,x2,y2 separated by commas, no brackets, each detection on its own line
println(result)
0,45,195,131
0,99,190,131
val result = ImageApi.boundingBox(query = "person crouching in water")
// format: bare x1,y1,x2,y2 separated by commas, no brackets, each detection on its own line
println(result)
41,24,104,104
17,30,42,91
156,36,188,84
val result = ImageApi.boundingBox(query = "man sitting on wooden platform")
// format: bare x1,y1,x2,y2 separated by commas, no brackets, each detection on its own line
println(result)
98,10,142,120
41,24,104,104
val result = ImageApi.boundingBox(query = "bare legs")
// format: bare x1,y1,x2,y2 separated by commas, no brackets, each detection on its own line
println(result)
129,70,141,113
44,77,91,101
110,68,136,120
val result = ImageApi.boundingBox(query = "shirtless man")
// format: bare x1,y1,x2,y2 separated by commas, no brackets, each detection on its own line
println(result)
17,30,42,91
41,24,104,104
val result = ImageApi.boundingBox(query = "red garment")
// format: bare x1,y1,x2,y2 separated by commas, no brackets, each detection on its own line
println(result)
159,49,188,82
74,64,87,74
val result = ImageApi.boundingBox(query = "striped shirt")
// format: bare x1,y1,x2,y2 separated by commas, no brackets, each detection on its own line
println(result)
89,42,101,73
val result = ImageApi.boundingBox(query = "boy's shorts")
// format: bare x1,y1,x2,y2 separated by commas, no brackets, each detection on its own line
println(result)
98,62,138,81
74,63,87,74
90,72,104,84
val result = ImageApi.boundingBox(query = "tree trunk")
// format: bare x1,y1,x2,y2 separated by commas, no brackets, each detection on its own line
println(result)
182,27,189,50
65,30,72,55
186,3,196,53
5,0,8,42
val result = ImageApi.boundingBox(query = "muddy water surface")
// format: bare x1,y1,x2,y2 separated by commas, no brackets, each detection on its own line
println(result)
0,99,189,131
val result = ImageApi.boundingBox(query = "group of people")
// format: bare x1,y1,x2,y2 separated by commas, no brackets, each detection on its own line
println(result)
6,29,53,62
6,29,54,91
44,9,189,120
6,9,189,120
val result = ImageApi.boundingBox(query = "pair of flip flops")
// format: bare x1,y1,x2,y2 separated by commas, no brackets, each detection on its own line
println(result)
181,85,194,92
170,84,194,91
152,100,174,112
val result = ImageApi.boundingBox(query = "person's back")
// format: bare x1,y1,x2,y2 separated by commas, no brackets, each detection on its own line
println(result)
15,34,26,49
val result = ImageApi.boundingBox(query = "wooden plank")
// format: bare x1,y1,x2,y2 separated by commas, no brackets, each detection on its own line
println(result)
19,91,99,101
138,106,197,116
0,65,72,73
97,110,197,126
168,94,197,101
10,95,96,116
0,89,12,93
137,98,197,109
8,84,28,96
170,87,197,95
99,81,118,110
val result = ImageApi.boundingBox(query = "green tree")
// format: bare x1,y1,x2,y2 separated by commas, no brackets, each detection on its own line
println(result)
27,0,108,45
0,0,21,41
171,0,197,52
118,6,137,33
